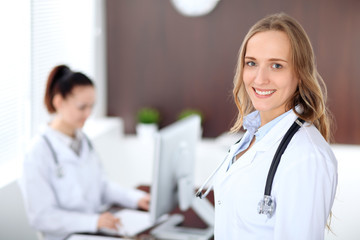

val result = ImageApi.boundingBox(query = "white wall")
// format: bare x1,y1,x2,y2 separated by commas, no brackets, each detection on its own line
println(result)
324,145,360,240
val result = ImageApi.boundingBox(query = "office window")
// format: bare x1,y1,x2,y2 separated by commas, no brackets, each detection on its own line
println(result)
0,1,31,187
31,0,98,135
0,0,102,188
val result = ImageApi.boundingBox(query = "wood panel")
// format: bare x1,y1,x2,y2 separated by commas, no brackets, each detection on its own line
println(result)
106,0,360,144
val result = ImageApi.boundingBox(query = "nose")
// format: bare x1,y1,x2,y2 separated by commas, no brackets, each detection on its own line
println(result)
84,107,93,119
253,66,270,85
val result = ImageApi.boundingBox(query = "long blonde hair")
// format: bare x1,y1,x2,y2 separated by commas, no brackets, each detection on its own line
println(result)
231,13,333,142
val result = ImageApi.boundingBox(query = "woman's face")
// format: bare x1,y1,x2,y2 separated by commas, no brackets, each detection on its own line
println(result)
56,85,95,129
243,30,298,125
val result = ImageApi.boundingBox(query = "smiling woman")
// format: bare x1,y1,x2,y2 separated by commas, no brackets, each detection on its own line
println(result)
243,30,299,126
211,13,337,240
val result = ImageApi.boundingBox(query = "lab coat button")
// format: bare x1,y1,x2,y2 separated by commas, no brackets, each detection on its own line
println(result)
218,200,221,205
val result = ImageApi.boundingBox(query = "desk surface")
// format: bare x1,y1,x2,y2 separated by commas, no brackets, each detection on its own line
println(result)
68,185,214,240
138,185,214,229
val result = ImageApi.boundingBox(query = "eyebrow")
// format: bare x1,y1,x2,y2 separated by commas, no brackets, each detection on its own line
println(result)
245,56,288,63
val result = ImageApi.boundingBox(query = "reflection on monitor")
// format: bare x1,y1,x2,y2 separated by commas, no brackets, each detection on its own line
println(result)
150,115,214,240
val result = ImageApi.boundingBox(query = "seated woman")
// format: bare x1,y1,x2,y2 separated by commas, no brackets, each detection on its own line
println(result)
19,65,150,240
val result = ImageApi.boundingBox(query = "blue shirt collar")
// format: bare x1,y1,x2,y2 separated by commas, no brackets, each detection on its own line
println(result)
243,109,292,143
228,107,300,170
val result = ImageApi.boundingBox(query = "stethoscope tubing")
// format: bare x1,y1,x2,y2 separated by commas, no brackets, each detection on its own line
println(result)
264,118,304,195
196,117,305,216
42,133,93,178
195,154,229,199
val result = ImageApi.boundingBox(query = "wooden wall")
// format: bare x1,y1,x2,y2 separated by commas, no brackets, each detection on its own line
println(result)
106,0,360,144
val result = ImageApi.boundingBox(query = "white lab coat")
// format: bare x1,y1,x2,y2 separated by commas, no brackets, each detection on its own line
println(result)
213,110,337,240
19,126,145,240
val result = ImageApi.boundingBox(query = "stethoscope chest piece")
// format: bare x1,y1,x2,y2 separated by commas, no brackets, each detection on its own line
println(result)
258,195,275,218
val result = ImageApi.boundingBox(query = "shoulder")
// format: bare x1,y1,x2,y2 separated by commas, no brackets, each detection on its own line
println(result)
295,123,334,156
26,134,46,155
282,122,337,173
24,129,53,165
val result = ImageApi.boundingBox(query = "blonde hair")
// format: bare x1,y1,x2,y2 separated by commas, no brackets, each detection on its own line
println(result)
231,13,333,142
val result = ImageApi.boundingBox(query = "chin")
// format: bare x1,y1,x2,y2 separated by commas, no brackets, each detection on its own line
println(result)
76,122,86,129
252,103,272,112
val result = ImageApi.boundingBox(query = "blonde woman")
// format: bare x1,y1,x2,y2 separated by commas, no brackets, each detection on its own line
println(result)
213,13,337,239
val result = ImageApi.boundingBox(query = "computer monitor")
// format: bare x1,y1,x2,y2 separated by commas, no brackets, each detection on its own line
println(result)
149,115,214,240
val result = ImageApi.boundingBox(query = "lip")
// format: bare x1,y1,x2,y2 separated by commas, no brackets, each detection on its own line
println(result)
253,87,276,97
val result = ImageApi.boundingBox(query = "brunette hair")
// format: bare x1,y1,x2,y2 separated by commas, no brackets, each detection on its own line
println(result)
231,13,333,142
44,65,94,113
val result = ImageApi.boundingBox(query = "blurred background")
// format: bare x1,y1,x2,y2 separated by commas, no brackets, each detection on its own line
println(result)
105,0,360,143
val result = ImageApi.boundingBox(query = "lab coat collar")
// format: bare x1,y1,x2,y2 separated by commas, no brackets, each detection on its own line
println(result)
251,109,300,152
230,106,301,153
216,107,304,185
42,126,91,163
223,108,301,177
47,127,82,151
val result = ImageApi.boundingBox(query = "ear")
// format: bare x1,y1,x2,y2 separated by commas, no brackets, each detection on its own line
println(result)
52,94,63,111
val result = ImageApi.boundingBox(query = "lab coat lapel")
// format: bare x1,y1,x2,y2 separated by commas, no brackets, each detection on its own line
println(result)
254,111,298,152
225,144,258,177
78,136,91,162
216,110,299,185
44,128,81,164
216,141,243,184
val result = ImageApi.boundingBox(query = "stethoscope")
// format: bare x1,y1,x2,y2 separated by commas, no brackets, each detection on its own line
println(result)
196,117,304,218
42,134,93,178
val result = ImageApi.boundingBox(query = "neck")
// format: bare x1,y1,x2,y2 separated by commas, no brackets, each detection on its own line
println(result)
259,110,286,127
50,117,76,137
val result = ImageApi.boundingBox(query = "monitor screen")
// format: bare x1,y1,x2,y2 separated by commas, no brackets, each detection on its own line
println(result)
149,115,214,239
150,115,200,222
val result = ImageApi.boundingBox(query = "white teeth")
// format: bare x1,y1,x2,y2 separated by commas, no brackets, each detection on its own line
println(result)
255,89,275,95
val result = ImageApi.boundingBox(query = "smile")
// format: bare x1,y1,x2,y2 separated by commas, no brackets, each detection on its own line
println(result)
254,88,276,96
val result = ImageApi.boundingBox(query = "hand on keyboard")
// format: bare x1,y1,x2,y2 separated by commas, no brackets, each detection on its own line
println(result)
97,212,120,231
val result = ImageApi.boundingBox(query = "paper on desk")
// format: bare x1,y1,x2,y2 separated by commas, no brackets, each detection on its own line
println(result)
114,209,153,236
67,234,125,240
99,209,154,237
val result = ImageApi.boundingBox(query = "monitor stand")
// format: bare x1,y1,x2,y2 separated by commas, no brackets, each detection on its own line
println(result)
150,196,214,240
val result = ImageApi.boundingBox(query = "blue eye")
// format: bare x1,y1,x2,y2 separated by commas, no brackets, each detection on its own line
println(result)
246,61,256,67
272,63,282,69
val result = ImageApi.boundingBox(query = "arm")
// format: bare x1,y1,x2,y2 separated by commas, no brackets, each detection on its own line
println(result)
97,159,148,209
273,145,337,240
19,143,99,235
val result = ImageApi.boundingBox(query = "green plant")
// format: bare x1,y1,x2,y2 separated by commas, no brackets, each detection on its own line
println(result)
137,107,160,124
178,109,204,124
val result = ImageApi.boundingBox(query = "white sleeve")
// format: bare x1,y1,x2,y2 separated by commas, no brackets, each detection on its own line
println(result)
273,148,337,240
19,142,99,235
99,164,146,209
